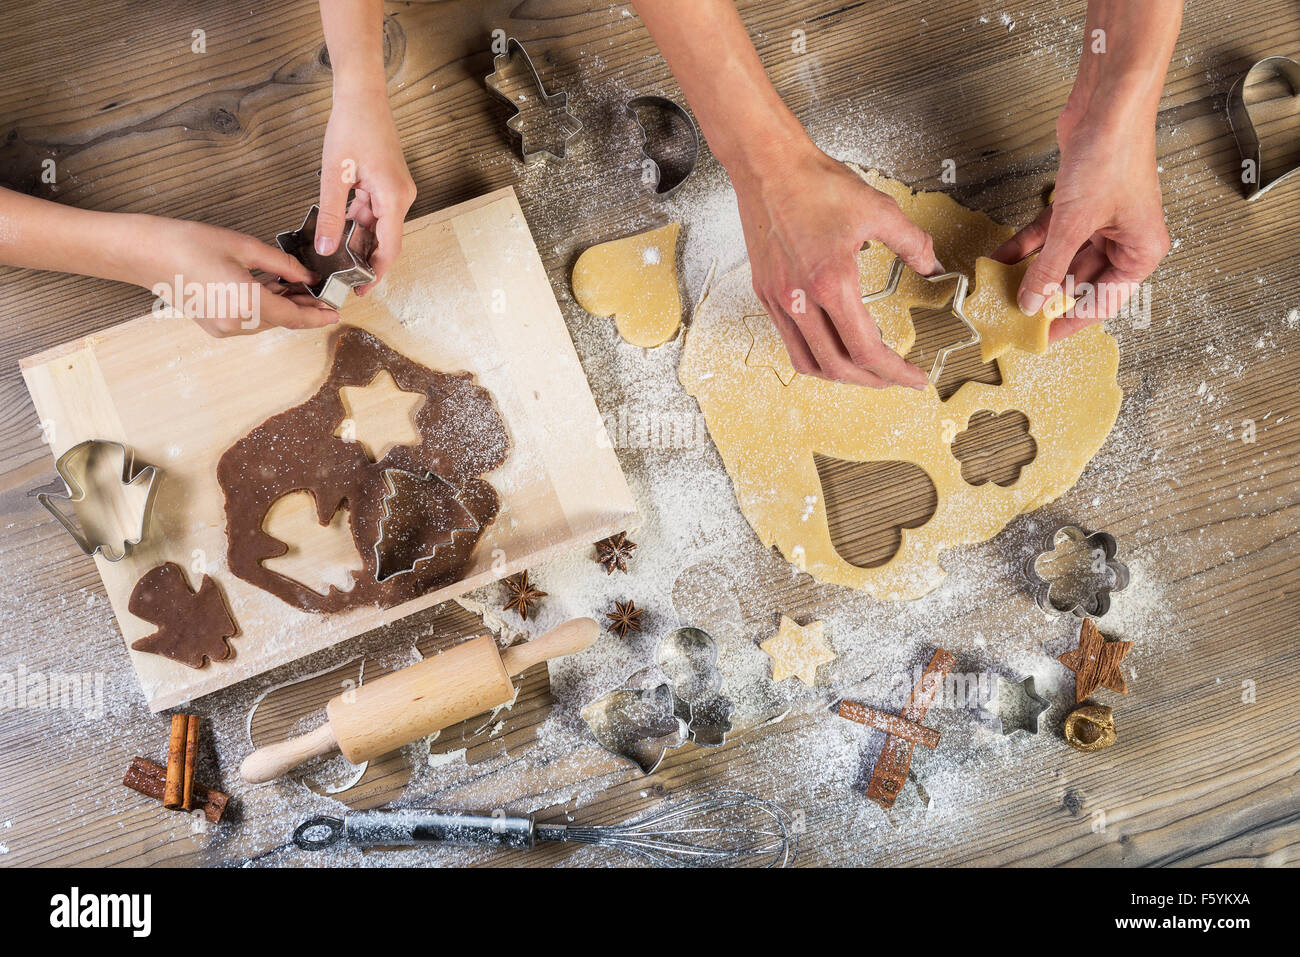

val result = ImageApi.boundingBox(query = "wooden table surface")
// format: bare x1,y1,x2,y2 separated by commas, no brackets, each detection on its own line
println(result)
1,0,1297,867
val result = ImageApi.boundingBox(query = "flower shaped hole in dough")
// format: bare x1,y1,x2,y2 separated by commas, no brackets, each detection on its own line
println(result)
678,172,1122,600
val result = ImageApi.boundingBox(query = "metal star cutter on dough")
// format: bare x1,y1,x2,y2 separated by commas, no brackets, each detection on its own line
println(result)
275,204,377,310
861,258,980,385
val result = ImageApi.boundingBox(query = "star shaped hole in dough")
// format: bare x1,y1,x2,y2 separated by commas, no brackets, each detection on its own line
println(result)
760,615,836,686
334,370,426,462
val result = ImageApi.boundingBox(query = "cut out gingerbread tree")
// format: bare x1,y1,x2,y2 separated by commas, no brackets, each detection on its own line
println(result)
129,563,238,669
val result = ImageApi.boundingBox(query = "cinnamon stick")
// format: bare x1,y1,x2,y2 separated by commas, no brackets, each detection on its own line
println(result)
123,756,229,824
182,715,200,811
163,714,188,809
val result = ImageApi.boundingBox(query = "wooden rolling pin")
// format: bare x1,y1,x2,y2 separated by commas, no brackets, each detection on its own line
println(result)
240,618,598,783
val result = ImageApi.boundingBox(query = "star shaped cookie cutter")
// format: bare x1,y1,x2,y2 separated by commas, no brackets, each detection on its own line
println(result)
484,37,583,165
275,205,377,310
861,258,981,385
983,675,1051,736
34,439,160,562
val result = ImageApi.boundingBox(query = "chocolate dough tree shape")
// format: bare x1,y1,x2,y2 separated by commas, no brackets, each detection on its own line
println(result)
129,563,238,668
217,327,510,612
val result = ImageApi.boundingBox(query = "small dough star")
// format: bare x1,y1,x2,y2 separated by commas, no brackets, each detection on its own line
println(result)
1058,617,1132,703
760,615,835,686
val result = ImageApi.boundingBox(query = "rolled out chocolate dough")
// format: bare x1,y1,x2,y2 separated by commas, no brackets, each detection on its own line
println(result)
217,327,510,612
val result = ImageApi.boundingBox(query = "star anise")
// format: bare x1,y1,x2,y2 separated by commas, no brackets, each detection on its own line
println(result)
594,531,637,575
606,600,644,638
503,570,546,620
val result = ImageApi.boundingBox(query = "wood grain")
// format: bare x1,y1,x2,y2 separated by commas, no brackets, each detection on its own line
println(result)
0,0,1297,868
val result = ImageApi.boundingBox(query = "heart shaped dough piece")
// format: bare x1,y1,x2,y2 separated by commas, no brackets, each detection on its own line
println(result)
572,222,682,347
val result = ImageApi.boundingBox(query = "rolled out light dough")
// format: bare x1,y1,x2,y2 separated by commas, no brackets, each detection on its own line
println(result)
571,222,683,347
678,171,1123,600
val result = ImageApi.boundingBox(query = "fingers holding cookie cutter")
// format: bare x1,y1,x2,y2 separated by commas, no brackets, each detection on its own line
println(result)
275,205,377,310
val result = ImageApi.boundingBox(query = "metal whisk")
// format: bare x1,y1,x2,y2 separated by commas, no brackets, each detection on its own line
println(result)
294,791,796,867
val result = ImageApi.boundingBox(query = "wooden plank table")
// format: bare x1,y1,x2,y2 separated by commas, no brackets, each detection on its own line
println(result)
1,0,1297,867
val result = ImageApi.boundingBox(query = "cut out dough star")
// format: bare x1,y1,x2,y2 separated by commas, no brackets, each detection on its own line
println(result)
335,370,426,461
760,615,835,686
742,314,797,386
964,256,1072,362
1058,617,1132,703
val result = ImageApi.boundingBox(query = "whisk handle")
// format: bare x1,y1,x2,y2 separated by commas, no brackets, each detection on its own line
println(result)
330,809,537,851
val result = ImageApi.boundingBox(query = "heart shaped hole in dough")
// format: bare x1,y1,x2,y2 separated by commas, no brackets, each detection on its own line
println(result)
814,456,938,569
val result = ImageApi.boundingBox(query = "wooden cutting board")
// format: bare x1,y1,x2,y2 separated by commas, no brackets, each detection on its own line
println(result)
20,186,638,712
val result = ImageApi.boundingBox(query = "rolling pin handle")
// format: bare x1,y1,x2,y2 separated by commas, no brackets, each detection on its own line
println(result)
239,722,340,784
499,617,599,677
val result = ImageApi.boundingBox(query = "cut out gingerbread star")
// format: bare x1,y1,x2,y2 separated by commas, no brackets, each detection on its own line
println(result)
760,615,836,685
1058,617,1132,703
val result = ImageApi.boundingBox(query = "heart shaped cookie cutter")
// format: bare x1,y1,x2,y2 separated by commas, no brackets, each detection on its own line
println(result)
1227,55,1300,201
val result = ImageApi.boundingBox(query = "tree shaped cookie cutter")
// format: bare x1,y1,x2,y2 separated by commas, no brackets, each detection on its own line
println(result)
484,37,583,164
372,467,481,583
1227,55,1300,201
1024,523,1130,618
861,258,980,384
35,439,160,561
275,205,377,310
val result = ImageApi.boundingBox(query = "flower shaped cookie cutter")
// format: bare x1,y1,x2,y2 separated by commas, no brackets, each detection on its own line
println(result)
1024,523,1130,618
581,626,734,774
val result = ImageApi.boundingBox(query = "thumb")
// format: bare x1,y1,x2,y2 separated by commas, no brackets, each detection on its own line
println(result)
1017,210,1091,314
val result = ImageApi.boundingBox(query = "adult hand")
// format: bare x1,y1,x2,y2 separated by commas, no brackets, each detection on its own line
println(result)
129,216,338,337
315,89,416,294
735,144,941,389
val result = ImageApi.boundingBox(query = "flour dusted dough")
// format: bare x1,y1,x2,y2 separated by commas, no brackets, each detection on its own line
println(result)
572,222,683,347
678,171,1123,600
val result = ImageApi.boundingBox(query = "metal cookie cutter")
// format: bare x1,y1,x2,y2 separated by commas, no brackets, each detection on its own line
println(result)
581,626,735,773
1024,523,1130,618
580,683,688,775
484,37,582,164
658,627,734,747
1227,56,1300,201
862,258,980,384
275,205,376,309
983,675,1051,736
34,439,160,562
372,468,480,583
626,95,700,198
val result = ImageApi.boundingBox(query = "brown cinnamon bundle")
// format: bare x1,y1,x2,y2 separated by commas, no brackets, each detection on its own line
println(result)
124,712,229,823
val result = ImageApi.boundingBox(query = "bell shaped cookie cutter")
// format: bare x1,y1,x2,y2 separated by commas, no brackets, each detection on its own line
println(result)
275,205,377,309
861,258,980,384
484,37,582,164
35,439,160,562
1024,523,1130,618
626,95,700,198
580,683,688,775
1227,55,1300,201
